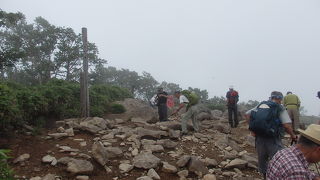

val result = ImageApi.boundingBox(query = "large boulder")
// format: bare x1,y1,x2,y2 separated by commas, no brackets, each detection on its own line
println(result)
115,98,157,122
133,152,161,169
80,117,109,134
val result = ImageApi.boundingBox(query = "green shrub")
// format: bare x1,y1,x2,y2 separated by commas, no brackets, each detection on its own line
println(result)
0,149,14,180
110,103,126,114
90,84,132,116
0,83,21,129
0,79,133,131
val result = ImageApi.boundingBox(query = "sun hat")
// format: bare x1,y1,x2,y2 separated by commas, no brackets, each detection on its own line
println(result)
298,124,320,145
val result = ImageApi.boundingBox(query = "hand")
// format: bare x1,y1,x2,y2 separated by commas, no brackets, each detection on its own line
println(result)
291,135,298,142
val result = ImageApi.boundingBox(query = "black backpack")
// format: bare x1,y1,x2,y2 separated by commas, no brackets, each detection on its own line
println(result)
249,101,283,137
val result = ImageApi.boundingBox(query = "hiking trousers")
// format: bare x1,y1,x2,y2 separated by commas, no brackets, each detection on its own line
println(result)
181,104,211,133
286,106,300,131
255,136,283,177
158,103,168,122
228,105,238,128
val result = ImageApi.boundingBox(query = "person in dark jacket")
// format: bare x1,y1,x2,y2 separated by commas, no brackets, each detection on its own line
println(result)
226,86,239,128
156,87,168,122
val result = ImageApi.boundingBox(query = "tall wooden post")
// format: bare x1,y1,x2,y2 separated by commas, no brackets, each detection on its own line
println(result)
80,27,90,117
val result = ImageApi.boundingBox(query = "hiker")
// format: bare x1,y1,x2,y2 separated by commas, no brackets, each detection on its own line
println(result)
266,124,320,180
156,87,168,122
226,86,239,128
246,91,297,178
283,91,301,131
172,90,210,135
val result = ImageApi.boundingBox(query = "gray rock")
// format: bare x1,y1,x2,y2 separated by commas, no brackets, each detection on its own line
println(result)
92,143,108,166
30,177,41,180
157,139,178,149
57,127,65,133
141,139,157,145
136,127,168,139
194,133,207,139
59,146,79,152
119,163,134,173
48,133,68,139
76,175,89,180
241,154,258,167
203,157,218,167
169,129,181,139
147,168,160,180
225,158,248,169
80,117,108,134
246,135,255,147
106,147,123,158
115,118,125,124
131,117,149,125
57,157,77,165
133,152,161,169
101,132,115,140
67,159,94,174
42,174,56,180
188,156,209,177
212,123,231,134
136,176,153,180
42,155,56,164
211,110,223,117
65,128,75,136
162,162,177,173
177,170,189,178
176,155,191,167
203,174,217,180
144,144,164,153
196,112,212,121
13,153,30,164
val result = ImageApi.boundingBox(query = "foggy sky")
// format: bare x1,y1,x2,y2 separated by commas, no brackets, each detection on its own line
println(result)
2,0,320,115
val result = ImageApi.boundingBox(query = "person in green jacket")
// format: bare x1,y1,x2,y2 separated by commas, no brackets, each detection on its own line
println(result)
283,91,301,132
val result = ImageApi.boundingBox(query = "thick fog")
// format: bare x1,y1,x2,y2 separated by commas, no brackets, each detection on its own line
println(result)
3,0,320,115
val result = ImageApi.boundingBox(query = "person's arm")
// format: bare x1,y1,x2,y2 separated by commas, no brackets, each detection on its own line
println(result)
282,123,297,141
173,103,185,115
297,96,301,108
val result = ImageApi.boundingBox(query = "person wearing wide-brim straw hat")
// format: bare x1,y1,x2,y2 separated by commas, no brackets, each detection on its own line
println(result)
266,124,320,180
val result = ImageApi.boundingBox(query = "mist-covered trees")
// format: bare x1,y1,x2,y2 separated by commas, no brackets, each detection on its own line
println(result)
0,9,104,84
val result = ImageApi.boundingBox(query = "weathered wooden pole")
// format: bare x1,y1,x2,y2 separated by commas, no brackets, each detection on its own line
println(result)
80,27,90,117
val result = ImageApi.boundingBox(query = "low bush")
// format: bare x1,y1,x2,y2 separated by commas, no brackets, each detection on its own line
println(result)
0,79,133,131
109,103,126,114
0,149,14,180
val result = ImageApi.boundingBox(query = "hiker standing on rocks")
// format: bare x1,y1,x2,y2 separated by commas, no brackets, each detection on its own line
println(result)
283,91,301,131
246,91,297,179
172,90,210,135
226,86,239,128
266,124,320,180
156,87,169,122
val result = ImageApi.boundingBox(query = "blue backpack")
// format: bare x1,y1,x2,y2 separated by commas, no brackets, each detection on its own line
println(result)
249,101,283,137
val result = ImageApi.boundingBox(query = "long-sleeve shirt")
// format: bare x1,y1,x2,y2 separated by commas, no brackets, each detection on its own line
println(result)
266,146,317,180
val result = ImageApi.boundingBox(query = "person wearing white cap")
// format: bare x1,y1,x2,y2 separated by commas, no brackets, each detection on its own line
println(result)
267,124,320,180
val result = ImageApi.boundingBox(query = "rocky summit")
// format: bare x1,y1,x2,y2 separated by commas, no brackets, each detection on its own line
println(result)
7,98,268,180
